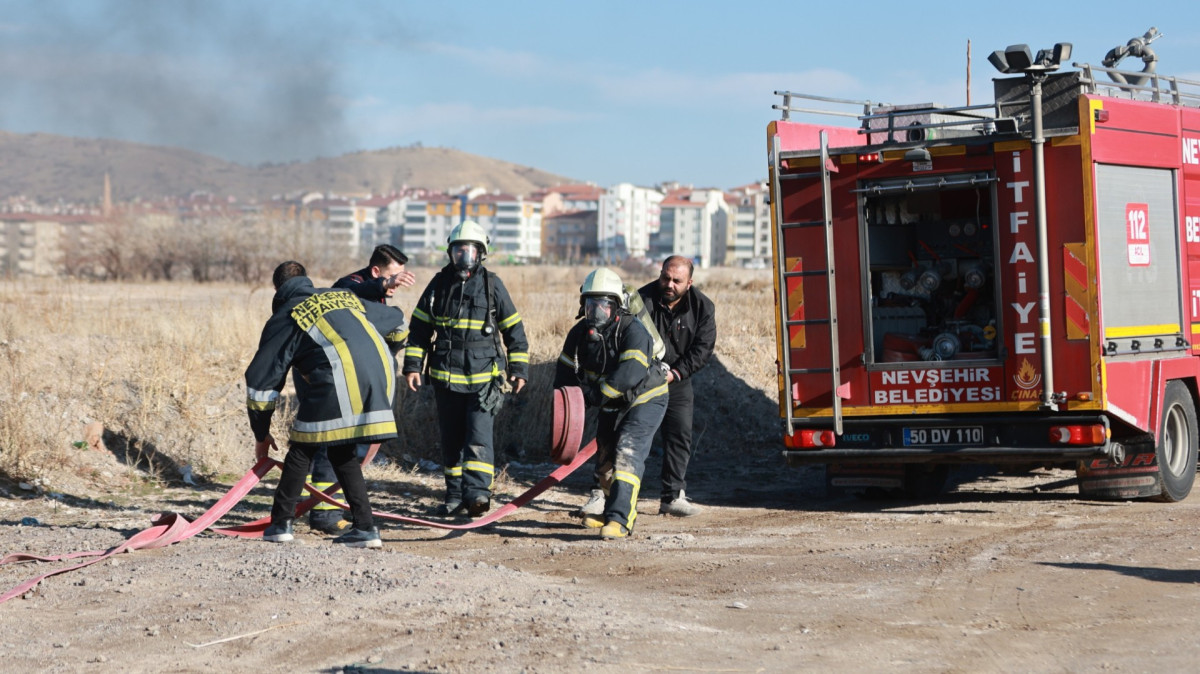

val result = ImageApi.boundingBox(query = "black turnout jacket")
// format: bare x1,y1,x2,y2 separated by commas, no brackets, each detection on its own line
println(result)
403,265,529,393
245,276,409,445
554,312,668,411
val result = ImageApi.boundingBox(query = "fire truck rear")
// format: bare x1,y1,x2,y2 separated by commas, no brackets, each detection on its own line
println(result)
767,33,1200,500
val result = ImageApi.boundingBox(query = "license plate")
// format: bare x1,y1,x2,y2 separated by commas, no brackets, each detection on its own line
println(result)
902,426,984,446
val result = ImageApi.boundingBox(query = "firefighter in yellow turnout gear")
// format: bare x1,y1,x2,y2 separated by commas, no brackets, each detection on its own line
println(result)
554,268,668,539
403,221,529,516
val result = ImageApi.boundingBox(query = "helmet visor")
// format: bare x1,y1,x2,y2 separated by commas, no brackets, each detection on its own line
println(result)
450,242,480,271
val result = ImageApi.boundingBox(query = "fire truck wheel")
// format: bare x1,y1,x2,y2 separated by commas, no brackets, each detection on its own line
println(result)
1152,381,1199,503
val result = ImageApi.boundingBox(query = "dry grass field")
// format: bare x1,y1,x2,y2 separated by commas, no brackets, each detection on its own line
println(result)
0,264,779,496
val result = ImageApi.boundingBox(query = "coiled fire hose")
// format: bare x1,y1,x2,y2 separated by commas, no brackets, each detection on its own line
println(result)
0,386,589,604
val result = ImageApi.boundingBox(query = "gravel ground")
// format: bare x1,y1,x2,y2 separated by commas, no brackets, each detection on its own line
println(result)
4,445,1200,673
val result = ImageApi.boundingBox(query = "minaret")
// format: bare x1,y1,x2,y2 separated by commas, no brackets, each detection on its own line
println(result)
102,171,112,218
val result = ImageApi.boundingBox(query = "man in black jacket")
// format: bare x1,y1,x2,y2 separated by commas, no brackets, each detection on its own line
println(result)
333,243,417,302
245,261,409,548
640,256,716,516
403,221,529,517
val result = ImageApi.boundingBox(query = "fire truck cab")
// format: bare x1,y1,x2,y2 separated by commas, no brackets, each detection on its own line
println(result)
767,36,1200,500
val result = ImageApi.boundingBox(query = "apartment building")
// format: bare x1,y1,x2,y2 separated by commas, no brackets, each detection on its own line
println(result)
467,193,541,261
355,195,403,254
727,182,771,266
537,184,602,262
649,187,729,268
305,196,404,258
542,209,598,263
399,193,463,255
598,183,663,260
0,213,101,278
400,192,542,261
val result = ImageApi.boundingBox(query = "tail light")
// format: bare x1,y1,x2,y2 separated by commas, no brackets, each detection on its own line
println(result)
785,429,837,448
1049,424,1107,445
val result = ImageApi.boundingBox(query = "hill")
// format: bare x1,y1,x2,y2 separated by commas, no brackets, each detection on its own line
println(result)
0,131,575,202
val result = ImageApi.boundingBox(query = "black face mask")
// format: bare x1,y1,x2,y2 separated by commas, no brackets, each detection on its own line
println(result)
450,243,480,278
584,297,617,332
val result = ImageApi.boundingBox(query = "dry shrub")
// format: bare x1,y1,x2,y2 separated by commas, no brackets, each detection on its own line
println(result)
0,265,783,492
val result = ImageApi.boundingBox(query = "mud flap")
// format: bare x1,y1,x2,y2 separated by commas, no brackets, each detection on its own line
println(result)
1075,439,1160,500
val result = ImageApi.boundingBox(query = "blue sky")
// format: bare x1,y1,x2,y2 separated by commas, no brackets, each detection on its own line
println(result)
1,1,1197,191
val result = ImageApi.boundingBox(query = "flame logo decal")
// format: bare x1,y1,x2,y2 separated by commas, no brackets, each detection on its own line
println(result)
1014,358,1042,390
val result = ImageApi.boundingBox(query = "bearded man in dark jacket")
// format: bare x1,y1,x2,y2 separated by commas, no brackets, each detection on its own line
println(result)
639,256,715,516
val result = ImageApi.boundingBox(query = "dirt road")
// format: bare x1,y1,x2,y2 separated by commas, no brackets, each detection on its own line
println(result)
3,444,1200,674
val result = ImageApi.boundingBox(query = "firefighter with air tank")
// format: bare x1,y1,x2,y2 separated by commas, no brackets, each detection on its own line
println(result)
403,221,529,518
554,268,669,539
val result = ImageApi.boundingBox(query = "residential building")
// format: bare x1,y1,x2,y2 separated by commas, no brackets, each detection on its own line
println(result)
727,182,771,265
598,183,663,261
650,187,729,268
536,184,603,259
303,196,389,259
467,193,542,261
355,195,403,254
0,213,100,278
543,209,598,263
400,193,463,255
400,192,542,261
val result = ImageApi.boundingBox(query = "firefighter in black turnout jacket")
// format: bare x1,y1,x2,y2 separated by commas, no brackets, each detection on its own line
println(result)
245,261,409,549
555,268,669,540
403,221,529,517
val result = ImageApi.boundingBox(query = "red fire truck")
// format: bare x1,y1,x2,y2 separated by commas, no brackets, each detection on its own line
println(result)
767,33,1200,500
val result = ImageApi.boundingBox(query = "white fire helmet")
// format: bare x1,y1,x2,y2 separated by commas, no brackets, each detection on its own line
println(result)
447,220,489,274
580,267,625,331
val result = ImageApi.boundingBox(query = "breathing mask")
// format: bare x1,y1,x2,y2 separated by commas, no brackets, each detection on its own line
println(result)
450,242,480,278
584,296,618,333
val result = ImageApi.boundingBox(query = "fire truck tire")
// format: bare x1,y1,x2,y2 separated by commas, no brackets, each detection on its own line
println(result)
1151,381,1198,503
902,464,950,500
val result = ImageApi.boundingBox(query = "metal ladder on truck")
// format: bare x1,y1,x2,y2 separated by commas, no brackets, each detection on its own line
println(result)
770,129,842,436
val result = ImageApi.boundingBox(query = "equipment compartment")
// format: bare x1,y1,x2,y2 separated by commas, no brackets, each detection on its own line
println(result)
861,172,1000,364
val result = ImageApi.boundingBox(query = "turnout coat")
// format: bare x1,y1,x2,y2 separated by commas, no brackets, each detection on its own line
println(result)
245,276,409,445
403,266,529,394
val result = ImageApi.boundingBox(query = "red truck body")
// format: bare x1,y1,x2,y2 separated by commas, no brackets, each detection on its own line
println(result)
768,64,1200,499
